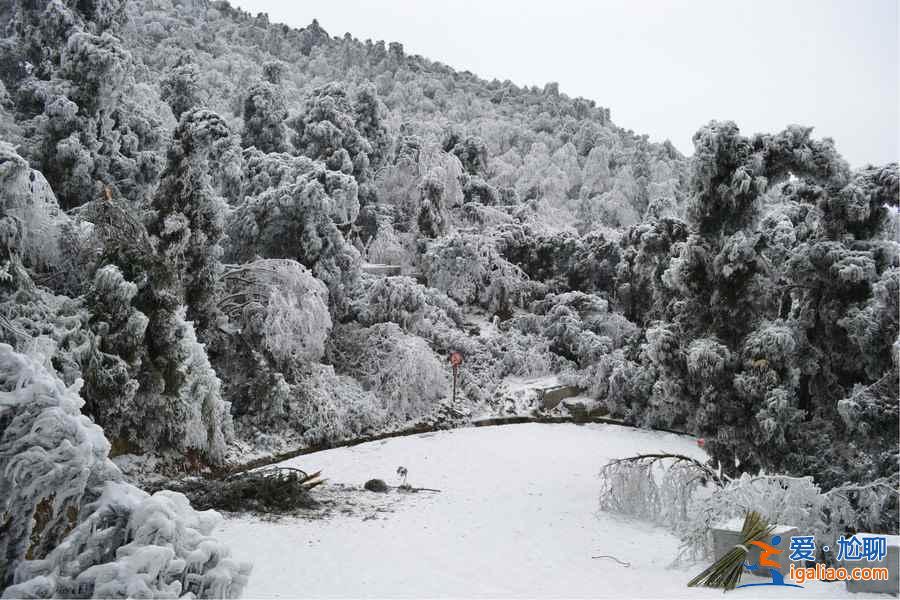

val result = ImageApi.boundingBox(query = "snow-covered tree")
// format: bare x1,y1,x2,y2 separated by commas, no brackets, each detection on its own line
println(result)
160,61,207,120
352,83,391,170
80,265,148,445
0,344,249,597
242,76,289,153
3,0,168,208
330,322,448,422
219,259,331,371
147,108,240,336
227,149,361,315
422,233,530,315
289,83,376,202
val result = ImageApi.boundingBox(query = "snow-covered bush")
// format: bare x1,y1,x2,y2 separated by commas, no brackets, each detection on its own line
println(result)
220,259,331,370
421,233,530,313
494,225,620,294
598,453,899,563
0,143,68,272
363,219,407,266
290,364,386,445
329,322,448,422
0,344,249,597
0,270,95,389
598,454,712,560
505,292,637,372
351,275,463,337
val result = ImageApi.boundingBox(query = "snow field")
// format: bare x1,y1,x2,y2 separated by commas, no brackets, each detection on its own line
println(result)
216,423,860,598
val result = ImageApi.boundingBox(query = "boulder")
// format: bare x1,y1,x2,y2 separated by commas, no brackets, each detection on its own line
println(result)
364,478,389,493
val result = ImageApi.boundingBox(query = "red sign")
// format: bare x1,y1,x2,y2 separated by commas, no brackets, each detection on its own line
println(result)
449,351,463,367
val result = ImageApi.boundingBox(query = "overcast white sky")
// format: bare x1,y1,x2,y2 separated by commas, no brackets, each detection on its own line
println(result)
232,0,898,167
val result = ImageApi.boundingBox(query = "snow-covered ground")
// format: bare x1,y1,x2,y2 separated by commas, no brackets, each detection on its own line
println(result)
216,423,864,598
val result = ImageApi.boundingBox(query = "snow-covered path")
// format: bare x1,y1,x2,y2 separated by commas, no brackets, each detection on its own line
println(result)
216,423,857,598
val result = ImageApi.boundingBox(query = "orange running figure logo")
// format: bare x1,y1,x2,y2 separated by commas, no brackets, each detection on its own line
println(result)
737,535,803,589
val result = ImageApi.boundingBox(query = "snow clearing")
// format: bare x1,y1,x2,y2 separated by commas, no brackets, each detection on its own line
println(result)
216,423,860,598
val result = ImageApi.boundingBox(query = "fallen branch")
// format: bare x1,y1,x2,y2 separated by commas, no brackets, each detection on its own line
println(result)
602,452,722,487
591,555,631,567
398,483,442,493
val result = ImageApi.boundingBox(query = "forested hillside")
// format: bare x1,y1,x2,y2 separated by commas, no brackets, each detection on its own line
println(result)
0,0,897,596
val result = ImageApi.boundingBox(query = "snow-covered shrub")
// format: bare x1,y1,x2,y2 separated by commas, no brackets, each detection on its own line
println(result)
0,343,116,587
329,322,448,422
599,453,899,563
364,219,407,266
6,482,252,599
505,292,636,371
291,364,386,445
0,344,249,597
220,259,331,370
488,328,562,379
456,202,514,229
215,260,332,430
421,233,530,313
0,274,93,388
495,225,621,295
0,142,68,272
560,349,654,421
680,473,899,562
598,454,713,561
351,275,463,337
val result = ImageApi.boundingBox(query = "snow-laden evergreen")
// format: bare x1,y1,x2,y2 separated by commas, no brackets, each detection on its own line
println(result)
0,344,249,598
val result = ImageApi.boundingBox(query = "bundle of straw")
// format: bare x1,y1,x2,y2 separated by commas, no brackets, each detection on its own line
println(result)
688,511,774,590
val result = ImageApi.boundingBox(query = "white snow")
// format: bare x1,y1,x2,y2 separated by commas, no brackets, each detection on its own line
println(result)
479,375,568,417
216,423,865,598
715,517,798,535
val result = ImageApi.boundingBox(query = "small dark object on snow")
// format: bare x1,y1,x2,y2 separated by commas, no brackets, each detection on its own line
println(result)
365,478,389,492
397,465,408,486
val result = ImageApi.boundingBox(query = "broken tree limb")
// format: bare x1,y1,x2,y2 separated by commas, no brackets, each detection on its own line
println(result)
398,485,442,493
591,555,631,567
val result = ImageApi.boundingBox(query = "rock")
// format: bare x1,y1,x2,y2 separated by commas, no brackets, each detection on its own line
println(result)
364,478,389,493
562,397,590,419
538,384,583,410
